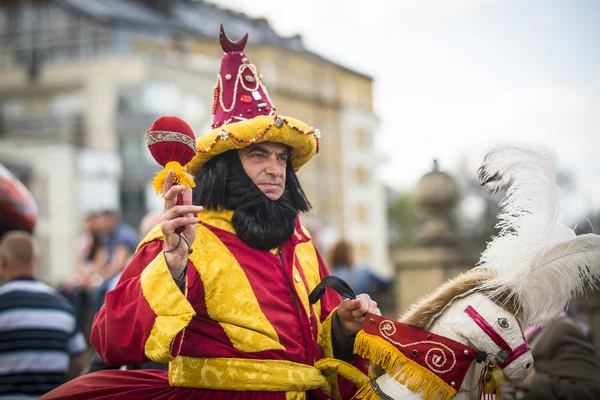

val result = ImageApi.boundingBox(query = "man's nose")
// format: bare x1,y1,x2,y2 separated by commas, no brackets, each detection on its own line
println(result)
264,158,282,177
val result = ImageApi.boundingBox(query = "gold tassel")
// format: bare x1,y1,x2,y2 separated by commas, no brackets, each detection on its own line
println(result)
482,367,505,400
354,331,457,400
152,161,196,195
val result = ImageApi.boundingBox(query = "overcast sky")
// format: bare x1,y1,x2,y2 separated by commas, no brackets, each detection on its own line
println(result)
209,0,600,224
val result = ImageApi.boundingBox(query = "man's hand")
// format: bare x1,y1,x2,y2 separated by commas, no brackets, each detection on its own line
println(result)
160,170,202,275
336,294,380,335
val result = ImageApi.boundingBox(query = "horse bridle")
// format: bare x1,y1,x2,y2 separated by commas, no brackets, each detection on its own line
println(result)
464,305,530,369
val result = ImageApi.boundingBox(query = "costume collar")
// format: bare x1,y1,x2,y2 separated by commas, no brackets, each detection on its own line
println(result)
199,209,236,235
199,209,311,250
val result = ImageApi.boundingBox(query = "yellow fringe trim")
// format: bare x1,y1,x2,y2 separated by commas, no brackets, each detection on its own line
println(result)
152,161,196,195
354,331,457,400
353,383,381,400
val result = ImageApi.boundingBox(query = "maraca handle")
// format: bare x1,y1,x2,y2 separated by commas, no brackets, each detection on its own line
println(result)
175,192,185,234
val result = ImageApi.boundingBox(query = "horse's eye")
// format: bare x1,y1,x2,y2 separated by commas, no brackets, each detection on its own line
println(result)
498,318,509,328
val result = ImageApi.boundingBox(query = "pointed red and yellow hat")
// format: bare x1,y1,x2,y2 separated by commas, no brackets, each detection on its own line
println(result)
186,25,321,177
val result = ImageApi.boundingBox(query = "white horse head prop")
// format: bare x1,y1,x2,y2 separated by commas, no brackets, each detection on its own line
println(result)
356,271,533,400
356,145,600,400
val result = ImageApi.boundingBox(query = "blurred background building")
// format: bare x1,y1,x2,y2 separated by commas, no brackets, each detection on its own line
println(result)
0,0,388,285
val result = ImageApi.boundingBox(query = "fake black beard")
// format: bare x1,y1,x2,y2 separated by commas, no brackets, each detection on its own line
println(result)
225,162,298,251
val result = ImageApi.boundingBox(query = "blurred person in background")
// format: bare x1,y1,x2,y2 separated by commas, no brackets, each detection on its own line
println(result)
86,210,167,374
88,210,139,320
95,210,139,282
138,211,161,240
328,239,391,300
0,231,87,399
502,307,600,400
61,212,107,336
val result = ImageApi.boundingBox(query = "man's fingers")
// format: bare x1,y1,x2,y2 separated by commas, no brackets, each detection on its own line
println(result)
347,294,374,319
161,170,175,197
162,205,203,221
182,186,193,206
163,184,185,210
352,303,370,319
161,216,199,232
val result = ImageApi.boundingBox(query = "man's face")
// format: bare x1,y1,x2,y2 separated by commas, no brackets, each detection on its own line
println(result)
238,142,289,201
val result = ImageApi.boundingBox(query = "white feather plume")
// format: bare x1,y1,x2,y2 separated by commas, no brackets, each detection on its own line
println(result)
475,144,600,326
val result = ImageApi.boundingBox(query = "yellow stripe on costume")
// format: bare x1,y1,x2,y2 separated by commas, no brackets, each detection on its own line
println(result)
294,233,322,323
138,219,284,353
141,252,195,362
189,223,284,352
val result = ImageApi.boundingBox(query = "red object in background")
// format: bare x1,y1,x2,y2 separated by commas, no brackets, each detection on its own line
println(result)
0,164,37,234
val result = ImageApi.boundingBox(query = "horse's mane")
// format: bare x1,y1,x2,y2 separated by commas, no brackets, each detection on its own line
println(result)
399,269,522,329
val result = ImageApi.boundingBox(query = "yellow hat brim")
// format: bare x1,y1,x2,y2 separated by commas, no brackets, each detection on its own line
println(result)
186,115,319,177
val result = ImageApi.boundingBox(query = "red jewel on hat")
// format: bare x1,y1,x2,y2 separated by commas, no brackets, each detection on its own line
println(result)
241,95,252,104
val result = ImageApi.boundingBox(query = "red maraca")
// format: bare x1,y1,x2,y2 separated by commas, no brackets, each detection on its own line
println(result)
146,116,197,233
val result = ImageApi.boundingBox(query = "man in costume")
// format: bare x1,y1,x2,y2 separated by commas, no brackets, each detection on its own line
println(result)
42,26,377,400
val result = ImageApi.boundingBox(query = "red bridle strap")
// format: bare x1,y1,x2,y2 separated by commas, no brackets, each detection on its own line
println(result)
464,305,529,368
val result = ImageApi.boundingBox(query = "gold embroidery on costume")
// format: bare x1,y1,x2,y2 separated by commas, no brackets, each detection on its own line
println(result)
294,237,322,321
199,209,236,234
141,252,195,362
190,223,284,352
169,356,329,392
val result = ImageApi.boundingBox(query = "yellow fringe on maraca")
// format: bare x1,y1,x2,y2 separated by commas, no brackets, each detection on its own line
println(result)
353,331,457,400
152,161,196,195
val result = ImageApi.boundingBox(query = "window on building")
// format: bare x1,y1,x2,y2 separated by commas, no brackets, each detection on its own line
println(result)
50,92,83,116
357,204,369,223
260,60,277,89
180,94,205,124
320,68,336,103
120,186,147,228
355,166,369,185
358,242,370,260
142,81,181,115
355,128,368,148
120,138,143,165
343,83,358,104
0,99,25,118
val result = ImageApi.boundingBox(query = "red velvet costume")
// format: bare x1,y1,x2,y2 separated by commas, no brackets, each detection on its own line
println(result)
41,211,366,399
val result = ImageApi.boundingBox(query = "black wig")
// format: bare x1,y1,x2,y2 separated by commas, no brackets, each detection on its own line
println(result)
192,150,311,249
